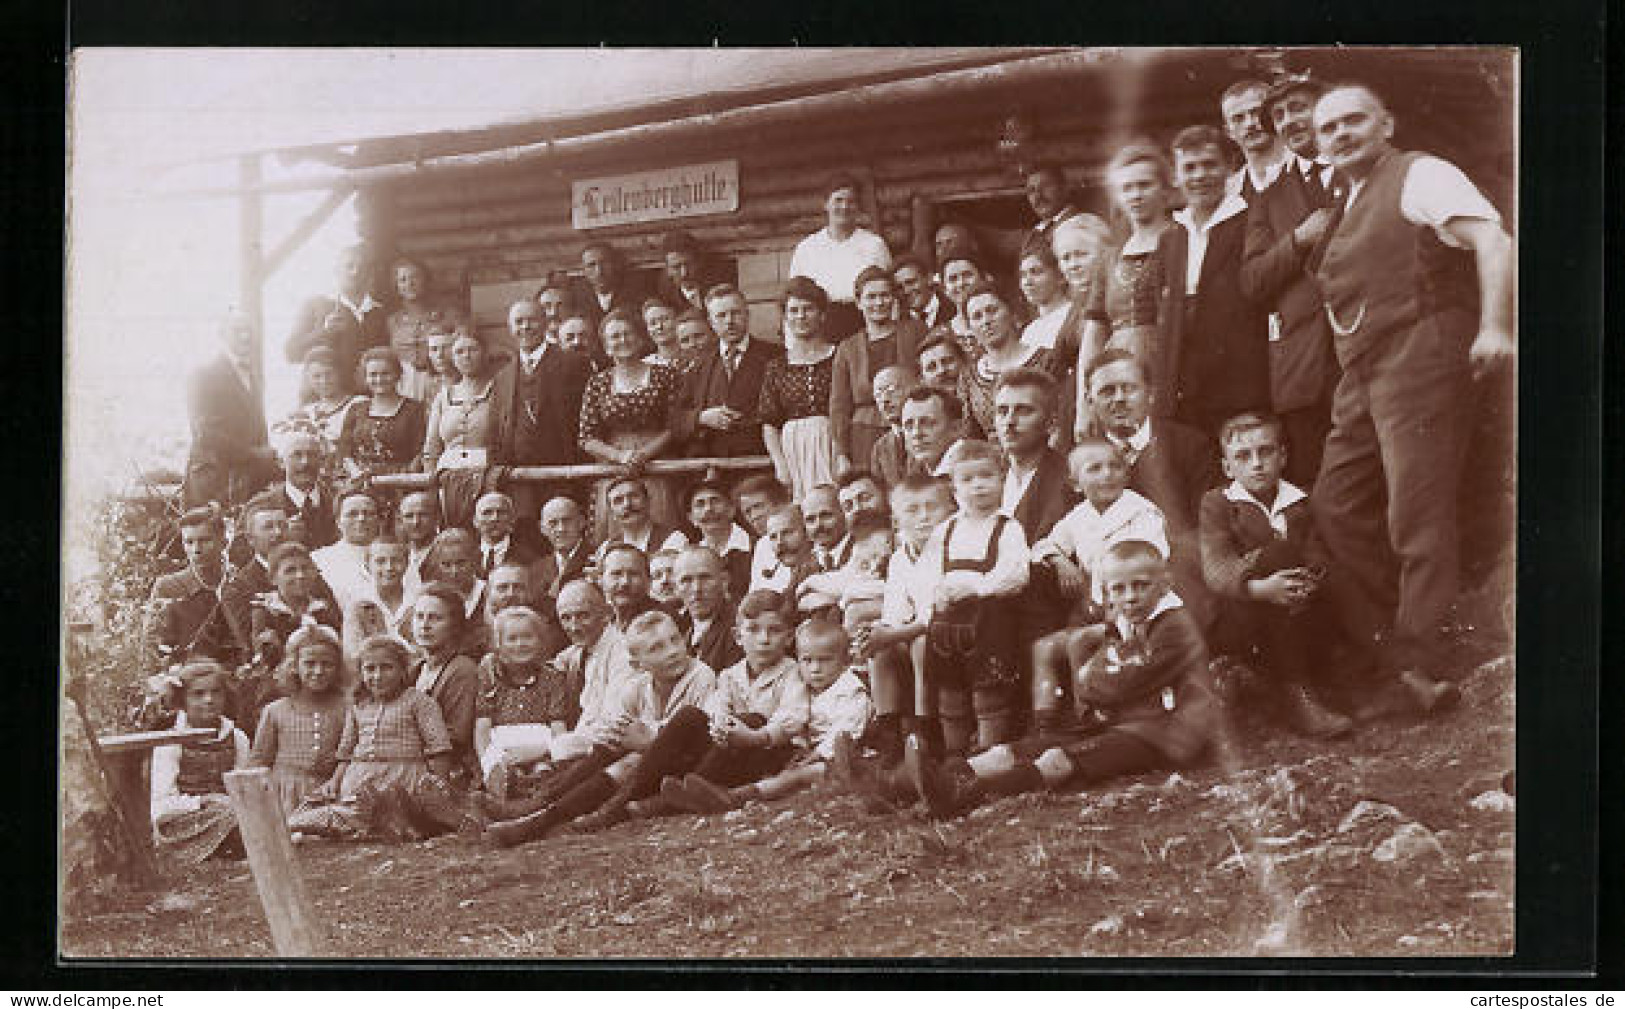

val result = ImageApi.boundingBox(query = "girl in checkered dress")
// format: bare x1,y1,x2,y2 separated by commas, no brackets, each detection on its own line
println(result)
250,625,350,818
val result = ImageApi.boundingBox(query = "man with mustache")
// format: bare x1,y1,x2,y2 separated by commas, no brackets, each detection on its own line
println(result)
1223,79,1291,204
1306,83,1514,694
1238,71,1340,488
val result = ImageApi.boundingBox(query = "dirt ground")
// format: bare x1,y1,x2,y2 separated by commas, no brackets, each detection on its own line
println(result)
60,631,1514,960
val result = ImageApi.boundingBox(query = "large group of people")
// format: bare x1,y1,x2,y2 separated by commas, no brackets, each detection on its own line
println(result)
147,73,1512,861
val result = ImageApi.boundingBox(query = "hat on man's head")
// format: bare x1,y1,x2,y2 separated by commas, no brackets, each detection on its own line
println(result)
1264,68,1326,107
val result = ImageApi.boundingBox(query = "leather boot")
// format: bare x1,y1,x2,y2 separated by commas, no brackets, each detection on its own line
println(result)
1280,683,1355,739
903,735,983,820
1397,670,1461,716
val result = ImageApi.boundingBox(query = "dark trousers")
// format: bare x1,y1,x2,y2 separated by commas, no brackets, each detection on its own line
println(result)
1280,395,1334,492
1209,538,1333,686
1311,314,1472,662
1008,728,1166,787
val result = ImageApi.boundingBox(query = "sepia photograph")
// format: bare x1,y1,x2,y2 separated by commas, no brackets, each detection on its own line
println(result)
60,46,1520,960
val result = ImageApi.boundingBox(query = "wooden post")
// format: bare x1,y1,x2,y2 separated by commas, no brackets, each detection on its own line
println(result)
224,768,325,957
238,154,267,401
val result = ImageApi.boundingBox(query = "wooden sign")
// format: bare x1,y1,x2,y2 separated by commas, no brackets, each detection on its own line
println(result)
572,160,739,230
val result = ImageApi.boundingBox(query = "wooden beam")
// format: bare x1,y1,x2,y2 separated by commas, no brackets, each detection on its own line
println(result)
238,155,266,397
372,455,773,492
225,769,326,957
160,50,1126,199
97,727,216,756
262,187,355,278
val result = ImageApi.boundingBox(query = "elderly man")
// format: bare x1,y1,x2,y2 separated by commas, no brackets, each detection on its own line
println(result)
673,546,743,674
395,490,440,596
262,429,339,549
1307,83,1514,679
1161,124,1271,437
183,310,278,510
801,485,851,571
899,386,968,478
533,496,596,605
472,491,540,577
1239,70,1340,487
674,284,780,458
285,243,387,394
545,579,635,763
499,297,593,520
311,489,383,611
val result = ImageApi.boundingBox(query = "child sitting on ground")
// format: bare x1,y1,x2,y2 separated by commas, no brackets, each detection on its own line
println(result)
1029,437,1169,733
474,606,583,800
913,440,1031,753
288,633,465,841
249,625,350,818
150,661,252,864
665,617,873,811
650,589,810,812
898,539,1219,819
241,541,341,735
484,609,718,846
852,475,957,765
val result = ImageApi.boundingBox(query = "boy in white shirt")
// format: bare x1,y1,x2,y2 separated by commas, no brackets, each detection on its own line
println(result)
1030,437,1170,733
914,440,1031,754
853,475,956,765
669,618,872,812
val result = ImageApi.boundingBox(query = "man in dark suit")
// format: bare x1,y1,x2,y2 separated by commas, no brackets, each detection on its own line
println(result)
472,491,543,577
673,284,780,459
285,243,388,395
532,496,597,608
1085,349,1221,629
655,230,714,315
144,507,237,671
571,240,643,335
216,491,338,663
673,545,744,674
1159,125,1271,440
992,368,1082,730
183,310,280,510
994,368,1079,543
1023,162,1084,251
261,430,339,550
1238,72,1340,488
498,297,594,520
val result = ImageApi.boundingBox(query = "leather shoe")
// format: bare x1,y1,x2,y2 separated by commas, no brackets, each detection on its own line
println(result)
1397,670,1460,716
1280,683,1355,739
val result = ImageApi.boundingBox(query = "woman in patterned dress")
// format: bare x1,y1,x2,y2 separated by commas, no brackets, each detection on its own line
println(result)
578,307,683,532
760,277,839,498
957,283,1064,440
1082,142,1174,374
337,347,428,483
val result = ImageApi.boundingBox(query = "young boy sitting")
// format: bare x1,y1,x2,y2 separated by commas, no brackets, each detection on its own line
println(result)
483,608,716,845
901,539,1219,818
667,618,873,812
1029,437,1169,733
1196,412,1446,737
912,440,1031,753
852,475,957,765
650,590,811,812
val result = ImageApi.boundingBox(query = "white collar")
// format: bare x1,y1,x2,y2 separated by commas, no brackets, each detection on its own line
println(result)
719,336,750,360
482,535,512,556
338,291,380,317
708,523,753,556
521,344,546,369
1113,590,1184,640
284,481,316,509
1239,150,1290,194
1223,478,1308,523
1109,418,1153,454
929,439,968,477
1173,191,1249,235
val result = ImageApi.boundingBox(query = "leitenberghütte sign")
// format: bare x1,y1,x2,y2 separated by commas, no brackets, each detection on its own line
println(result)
571,160,739,230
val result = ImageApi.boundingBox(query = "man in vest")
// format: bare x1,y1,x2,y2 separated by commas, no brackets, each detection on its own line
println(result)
1308,84,1514,679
